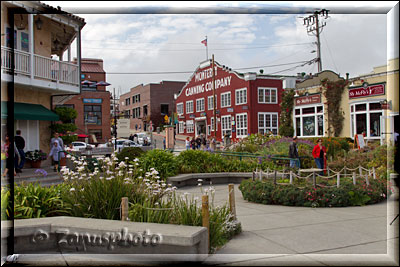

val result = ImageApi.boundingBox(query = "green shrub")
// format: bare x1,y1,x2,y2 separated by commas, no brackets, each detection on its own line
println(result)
14,183,71,219
139,149,178,180
117,147,145,163
1,187,10,220
239,177,387,207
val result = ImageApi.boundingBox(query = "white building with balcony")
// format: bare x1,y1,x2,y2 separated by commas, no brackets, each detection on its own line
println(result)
1,1,85,159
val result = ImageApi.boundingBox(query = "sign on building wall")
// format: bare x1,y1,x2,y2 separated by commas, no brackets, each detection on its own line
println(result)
348,83,385,99
295,94,321,106
83,98,103,104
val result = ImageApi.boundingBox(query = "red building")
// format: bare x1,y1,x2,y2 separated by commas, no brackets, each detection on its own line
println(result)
53,58,111,143
175,60,297,142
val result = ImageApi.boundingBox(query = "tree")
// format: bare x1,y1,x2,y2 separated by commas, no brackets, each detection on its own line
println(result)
50,107,78,145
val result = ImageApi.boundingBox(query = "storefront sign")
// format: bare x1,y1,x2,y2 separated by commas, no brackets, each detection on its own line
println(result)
349,83,385,99
83,98,102,104
242,106,248,110
227,108,234,112
195,116,206,121
295,94,321,106
185,67,232,97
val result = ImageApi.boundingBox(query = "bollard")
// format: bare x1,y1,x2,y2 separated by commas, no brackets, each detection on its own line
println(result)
121,197,129,221
353,172,356,185
228,184,237,220
337,173,340,188
289,171,293,185
202,194,210,252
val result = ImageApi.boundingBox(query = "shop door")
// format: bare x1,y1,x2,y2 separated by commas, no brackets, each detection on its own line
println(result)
196,120,206,136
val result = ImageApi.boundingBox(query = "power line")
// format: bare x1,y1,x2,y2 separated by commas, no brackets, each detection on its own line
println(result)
106,59,316,75
83,42,313,52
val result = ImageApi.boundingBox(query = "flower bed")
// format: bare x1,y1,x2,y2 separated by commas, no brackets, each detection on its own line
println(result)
239,177,389,207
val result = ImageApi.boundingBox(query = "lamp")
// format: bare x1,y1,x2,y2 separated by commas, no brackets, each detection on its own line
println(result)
35,16,43,30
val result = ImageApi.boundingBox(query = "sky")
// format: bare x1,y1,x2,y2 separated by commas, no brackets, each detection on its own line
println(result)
42,1,399,97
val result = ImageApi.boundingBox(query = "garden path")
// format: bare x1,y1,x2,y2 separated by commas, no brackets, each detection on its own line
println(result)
176,183,399,266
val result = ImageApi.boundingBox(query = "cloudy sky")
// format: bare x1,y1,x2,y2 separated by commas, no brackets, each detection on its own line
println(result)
43,1,398,97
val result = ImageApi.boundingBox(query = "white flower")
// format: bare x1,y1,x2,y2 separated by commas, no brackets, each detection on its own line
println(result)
134,158,139,162
197,179,203,182
70,188,75,192
106,176,114,180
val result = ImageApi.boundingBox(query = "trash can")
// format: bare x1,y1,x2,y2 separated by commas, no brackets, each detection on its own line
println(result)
157,127,160,134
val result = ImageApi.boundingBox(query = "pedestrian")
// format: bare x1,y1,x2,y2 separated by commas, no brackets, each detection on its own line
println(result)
288,136,300,169
129,134,134,141
195,136,202,150
50,132,64,170
312,138,326,175
206,137,210,150
201,134,207,150
190,137,196,150
163,137,166,150
133,133,138,144
14,130,26,173
1,134,19,177
49,141,64,172
185,137,191,150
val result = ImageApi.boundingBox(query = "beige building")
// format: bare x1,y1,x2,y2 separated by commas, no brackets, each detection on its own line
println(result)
293,58,399,144
1,1,85,163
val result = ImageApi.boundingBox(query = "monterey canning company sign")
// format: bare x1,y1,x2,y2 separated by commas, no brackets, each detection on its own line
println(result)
348,83,385,99
185,67,232,96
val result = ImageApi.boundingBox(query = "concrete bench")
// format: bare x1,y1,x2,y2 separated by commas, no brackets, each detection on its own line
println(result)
3,216,208,258
167,172,253,188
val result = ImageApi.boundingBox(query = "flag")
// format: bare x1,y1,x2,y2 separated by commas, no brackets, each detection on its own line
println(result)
201,38,207,46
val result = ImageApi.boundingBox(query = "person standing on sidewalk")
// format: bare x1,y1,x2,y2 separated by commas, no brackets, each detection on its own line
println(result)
49,141,63,172
288,136,300,169
14,130,26,173
50,132,64,171
185,137,191,150
312,138,326,175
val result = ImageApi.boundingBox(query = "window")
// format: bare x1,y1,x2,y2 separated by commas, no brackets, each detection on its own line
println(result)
186,101,194,114
235,88,247,105
294,105,324,137
258,112,278,135
161,104,169,115
208,95,217,110
350,101,382,138
84,105,102,125
178,121,184,134
125,98,131,106
221,92,231,108
196,98,205,112
186,120,194,133
143,105,148,117
221,115,232,138
132,107,141,118
210,116,218,131
177,103,184,115
132,94,141,103
236,113,248,137
258,88,277,104
124,110,131,118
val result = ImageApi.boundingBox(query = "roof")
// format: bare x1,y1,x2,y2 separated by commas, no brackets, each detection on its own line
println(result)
38,1,85,24
81,62,105,73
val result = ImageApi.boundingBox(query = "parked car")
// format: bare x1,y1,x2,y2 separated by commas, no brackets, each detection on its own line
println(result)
123,140,141,148
137,132,151,145
67,141,95,152
111,139,138,152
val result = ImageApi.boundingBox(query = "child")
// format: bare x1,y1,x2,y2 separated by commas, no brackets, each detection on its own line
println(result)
185,137,190,150
49,141,63,172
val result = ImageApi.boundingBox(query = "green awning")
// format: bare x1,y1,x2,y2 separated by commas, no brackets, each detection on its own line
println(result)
1,102,59,121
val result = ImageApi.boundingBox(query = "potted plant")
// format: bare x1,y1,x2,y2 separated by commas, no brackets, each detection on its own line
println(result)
25,150,47,168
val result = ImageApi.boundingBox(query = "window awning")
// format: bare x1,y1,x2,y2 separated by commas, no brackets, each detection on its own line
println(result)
1,102,59,121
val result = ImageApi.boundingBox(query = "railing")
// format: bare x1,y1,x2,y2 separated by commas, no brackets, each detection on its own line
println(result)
1,46,79,86
1,46,30,75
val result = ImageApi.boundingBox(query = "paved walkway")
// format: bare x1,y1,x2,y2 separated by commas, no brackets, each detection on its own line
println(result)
9,183,399,266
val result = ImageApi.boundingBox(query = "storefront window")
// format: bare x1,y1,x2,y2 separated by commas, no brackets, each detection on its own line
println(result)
84,105,102,125
294,105,323,137
221,116,232,138
236,113,248,137
258,113,278,135
350,101,382,138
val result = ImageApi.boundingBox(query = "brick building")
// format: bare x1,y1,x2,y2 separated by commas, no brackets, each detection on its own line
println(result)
175,59,297,142
119,81,186,132
54,58,111,143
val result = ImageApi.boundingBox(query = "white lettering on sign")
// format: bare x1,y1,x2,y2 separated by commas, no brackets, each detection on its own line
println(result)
194,67,218,82
186,75,232,97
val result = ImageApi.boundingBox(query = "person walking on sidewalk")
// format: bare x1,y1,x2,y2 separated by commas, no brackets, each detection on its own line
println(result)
49,141,64,172
312,138,326,175
288,136,300,169
14,130,26,173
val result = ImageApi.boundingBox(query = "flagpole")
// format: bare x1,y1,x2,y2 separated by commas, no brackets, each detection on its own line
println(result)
206,36,208,60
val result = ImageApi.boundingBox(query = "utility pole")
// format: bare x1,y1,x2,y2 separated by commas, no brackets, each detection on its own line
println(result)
113,87,117,150
212,55,216,138
302,9,329,72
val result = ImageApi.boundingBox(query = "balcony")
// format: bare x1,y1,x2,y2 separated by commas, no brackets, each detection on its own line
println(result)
1,46,80,94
